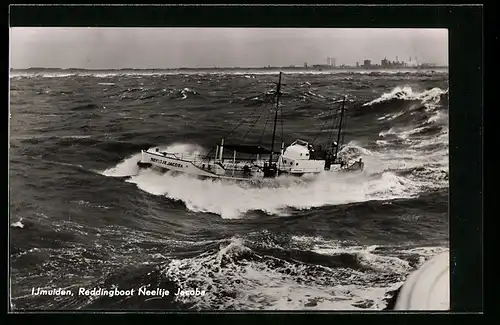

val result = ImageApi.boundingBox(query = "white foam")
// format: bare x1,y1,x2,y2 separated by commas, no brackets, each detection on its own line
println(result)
427,110,448,124
377,111,405,121
391,109,448,143
160,236,445,310
158,143,206,156
60,135,92,139
357,249,412,274
180,89,188,100
101,153,143,177
42,73,76,78
376,104,448,168
291,235,448,264
11,220,24,229
305,91,325,99
124,167,423,219
376,140,389,146
363,87,448,107
293,235,446,275
365,142,448,184
379,127,399,138
399,246,449,257
100,143,207,178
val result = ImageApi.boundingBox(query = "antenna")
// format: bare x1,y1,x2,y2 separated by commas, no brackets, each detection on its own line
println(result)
334,96,346,161
269,72,282,164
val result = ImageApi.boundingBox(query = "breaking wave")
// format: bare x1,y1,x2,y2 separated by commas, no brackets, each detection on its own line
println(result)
363,86,448,107
158,235,448,310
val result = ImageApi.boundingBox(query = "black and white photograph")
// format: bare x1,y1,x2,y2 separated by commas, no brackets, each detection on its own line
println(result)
9,26,450,311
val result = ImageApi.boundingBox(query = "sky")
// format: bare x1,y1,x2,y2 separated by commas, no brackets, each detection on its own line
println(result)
10,28,448,69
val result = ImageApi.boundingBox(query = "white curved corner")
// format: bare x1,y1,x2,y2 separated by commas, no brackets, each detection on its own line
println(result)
395,251,450,310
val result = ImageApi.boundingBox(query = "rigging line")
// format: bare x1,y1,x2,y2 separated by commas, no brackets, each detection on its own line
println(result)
245,154,256,164
310,96,345,145
202,146,216,161
323,104,339,147
280,101,284,145
202,106,258,161
341,105,348,147
241,93,274,142
243,95,272,136
242,112,262,142
223,96,264,139
333,110,341,143
259,104,272,144
328,106,341,147
333,96,346,159
311,104,333,145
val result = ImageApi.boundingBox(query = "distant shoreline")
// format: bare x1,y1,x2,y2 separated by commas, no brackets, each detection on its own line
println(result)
11,66,448,73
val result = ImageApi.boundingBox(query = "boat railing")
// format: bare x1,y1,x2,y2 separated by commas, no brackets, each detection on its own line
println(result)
154,151,206,164
155,150,278,169
294,167,327,172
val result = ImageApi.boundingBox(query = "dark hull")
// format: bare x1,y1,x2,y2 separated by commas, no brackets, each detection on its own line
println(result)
137,161,152,168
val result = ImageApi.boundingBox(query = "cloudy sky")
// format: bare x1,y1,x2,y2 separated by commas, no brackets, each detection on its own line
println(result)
10,28,448,69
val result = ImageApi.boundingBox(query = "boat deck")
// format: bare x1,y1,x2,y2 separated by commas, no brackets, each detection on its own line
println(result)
151,149,276,169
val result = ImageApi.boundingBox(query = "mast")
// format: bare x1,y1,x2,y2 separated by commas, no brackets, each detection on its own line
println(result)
334,96,346,160
269,72,282,164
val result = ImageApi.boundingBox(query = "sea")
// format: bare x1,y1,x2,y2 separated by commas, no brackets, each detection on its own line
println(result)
9,68,449,311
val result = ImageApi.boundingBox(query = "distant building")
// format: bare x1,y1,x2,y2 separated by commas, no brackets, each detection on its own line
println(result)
304,62,308,68
356,62,360,68
381,58,389,67
381,57,409,68
363,60,372,68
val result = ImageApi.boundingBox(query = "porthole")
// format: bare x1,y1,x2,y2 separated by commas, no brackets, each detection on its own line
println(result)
296,163,299,166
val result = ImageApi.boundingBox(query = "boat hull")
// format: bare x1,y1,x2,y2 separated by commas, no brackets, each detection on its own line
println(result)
138,150,224,178
138,148,363,182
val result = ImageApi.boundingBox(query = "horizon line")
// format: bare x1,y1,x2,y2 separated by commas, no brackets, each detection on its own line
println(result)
11,65,448,71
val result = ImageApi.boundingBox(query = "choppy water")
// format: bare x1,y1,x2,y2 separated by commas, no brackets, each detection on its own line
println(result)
9,69,449,310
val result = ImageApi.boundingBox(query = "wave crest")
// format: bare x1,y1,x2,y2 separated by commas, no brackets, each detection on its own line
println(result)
363,87,448,107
